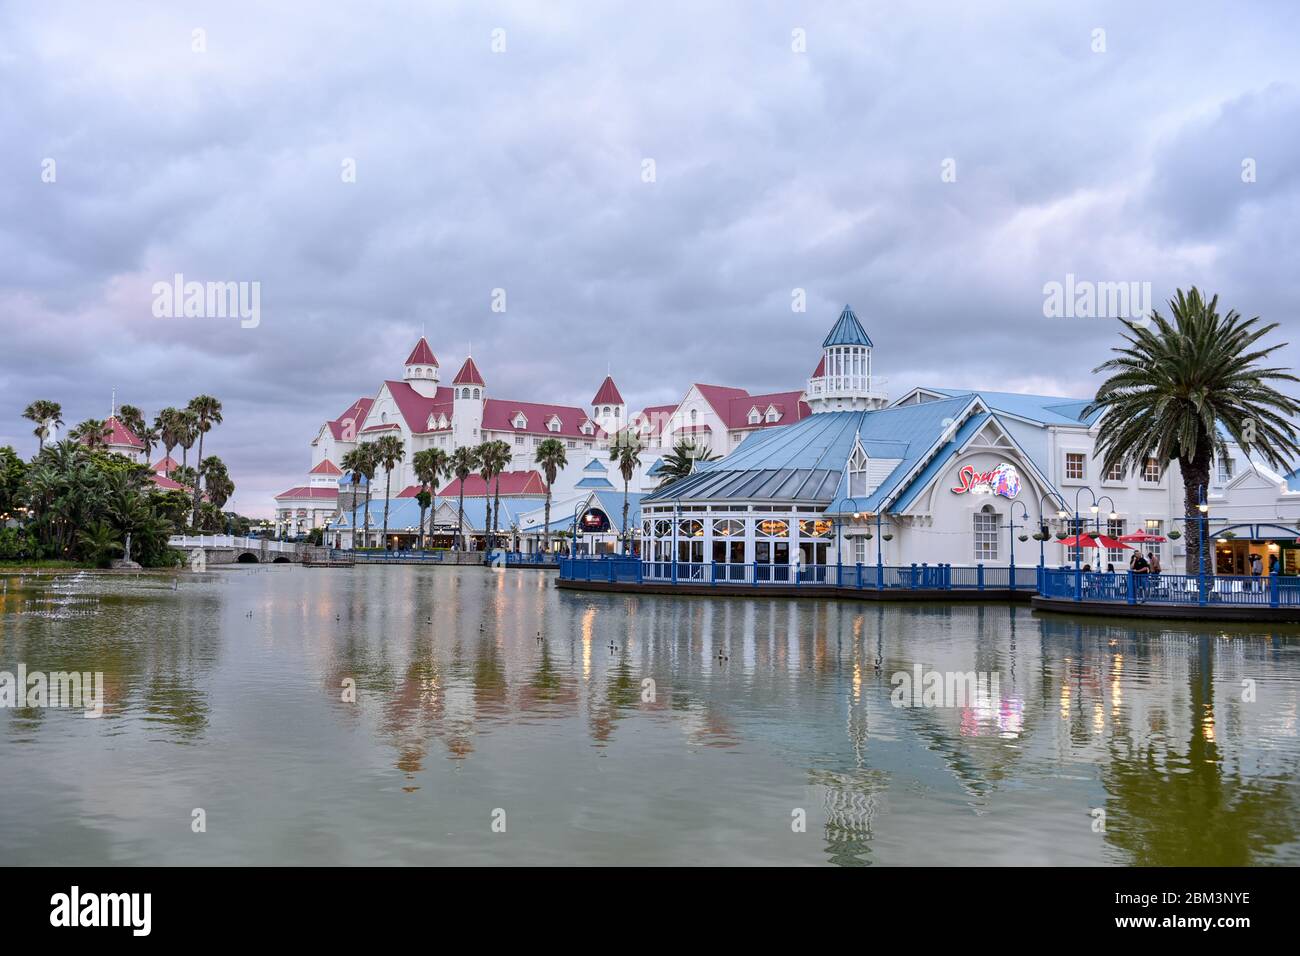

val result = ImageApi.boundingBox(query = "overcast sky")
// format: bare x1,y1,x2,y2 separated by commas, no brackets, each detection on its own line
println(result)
2,1,1298,516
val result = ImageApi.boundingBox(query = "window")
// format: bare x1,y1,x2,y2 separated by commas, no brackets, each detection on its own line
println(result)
974,505,999,562
690,409,698,424
1143,457,1161,483
548,417,561,433
532,437,540,447
567,440,576,448
1145,520,1163,567
1106,518,1126,568
1105,462,1124,482
748,408,760,425
584,441,592,449
1065,518,1086,564
853,538,867,564
512,413,527,429
1065,453,1086,481
765,406,780,423
1218,456,1234,483
515,436,523,446
847,444,869,497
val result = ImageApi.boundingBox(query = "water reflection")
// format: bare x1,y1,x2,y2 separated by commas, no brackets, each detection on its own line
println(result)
1,568,1297,866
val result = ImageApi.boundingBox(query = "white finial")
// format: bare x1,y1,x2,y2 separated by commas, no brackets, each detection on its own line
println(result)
111,386,117,419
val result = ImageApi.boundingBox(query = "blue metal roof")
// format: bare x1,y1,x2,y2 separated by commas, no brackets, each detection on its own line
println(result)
922,388,1100,426
582,458,608,473
822,304,873,348
575,476,616,489
329,495,546,532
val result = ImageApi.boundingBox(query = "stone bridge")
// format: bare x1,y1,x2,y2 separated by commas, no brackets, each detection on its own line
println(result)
168,534,308,566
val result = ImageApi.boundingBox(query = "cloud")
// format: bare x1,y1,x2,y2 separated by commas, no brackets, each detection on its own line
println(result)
2,0,1298,515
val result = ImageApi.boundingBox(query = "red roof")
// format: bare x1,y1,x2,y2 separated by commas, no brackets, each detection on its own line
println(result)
438,471,547,497
404,337,439,367
452,356,485,386
150,473,185,491
482,398,600,439
811,356,825,377
275,486,340,500
98,416,144,450
309,459,343,476
382,381,454,434
632,404,677,437
591,375,624,406
326,398,374,441
152,455,180,474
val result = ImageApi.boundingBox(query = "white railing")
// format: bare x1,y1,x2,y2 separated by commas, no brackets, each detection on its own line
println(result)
168,535,299,554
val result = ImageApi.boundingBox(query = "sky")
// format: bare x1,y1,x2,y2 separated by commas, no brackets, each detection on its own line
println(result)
2,1,1298,517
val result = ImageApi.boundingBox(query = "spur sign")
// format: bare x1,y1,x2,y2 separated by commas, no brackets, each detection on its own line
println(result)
951,462,1021,499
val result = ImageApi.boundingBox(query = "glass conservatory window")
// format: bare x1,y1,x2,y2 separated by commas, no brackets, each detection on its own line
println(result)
712,518,745,537
756,518,789,537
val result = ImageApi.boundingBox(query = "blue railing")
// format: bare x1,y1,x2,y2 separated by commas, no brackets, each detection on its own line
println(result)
1040,569,1300,608
486,550,559,568
560,559,1040,592
345,549,448,563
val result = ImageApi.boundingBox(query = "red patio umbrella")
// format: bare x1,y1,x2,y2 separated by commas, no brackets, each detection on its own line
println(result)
1059,533,1131,550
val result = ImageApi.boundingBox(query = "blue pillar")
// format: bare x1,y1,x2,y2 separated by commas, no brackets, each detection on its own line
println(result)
1126,570,1135,605
977,563,984,591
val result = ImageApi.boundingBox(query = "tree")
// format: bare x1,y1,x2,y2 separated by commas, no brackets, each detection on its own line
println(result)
340,447,370,549
77,520,122,568
186,395,223,526
448,445,480,551
0,446,27,518
534,437,567,553
22,400,63,454
477,440,512,551
70,419,113,451
412,448,449,550
373,435,405,550
199,456,235,509
1084,288,1300,574
117,404,147,442
176,409,198,468
154,407,184,462
610,431,642,554
655,439,719,489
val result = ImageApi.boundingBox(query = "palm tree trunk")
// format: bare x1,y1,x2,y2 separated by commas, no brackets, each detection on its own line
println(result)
191,430,205,525
543,488,552,553
622,479,630,555
492,476,501,551
457,490,465,551
382,467,392,549
1181,445,1213,576
363,484,372,549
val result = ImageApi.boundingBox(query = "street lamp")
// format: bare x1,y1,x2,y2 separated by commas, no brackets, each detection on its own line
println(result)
1004,500,1030,590
1072,486,1099,596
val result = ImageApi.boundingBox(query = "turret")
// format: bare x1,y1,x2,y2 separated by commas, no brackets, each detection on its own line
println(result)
452,356,486,447
805,304,887,412
591,375,626,435
403,337,440,397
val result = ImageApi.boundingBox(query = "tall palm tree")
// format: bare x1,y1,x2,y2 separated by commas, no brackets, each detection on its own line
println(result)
117,404,147,441
356,442,379,548
610,431,642,554
448,445,480,551
176,409,198,469
412,447,449,550
186,395,223,525
1085,288,1300,573
477,440,512,550
199,456,235,509
374,434,405,550
70,419,113,451
22,400,63,454
655,438,719,489
154,407,183,462
534,437,567,553
340,447,370,549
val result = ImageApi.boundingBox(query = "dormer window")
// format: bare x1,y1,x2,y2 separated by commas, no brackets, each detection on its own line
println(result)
747,407,761,425
438,413,448,429
512,412,528,430
848,444,869,497
765,405,780,423
581,420,595,435
547,415,562,433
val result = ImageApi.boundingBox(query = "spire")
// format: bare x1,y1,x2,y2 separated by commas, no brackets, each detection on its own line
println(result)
453,356,486,386
591,375,624,407
404,337,439,367
822,304,873,348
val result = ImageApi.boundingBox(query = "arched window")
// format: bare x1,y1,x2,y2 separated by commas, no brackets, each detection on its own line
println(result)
848,444,869,497
974,504,999,562
690,408,698,424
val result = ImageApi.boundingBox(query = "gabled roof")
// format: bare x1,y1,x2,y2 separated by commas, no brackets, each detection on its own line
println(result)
275,486,340,500
481,398,603,439
576,476,616,489
582,458,608,473
150,473,185,491
591,375,624,406
916,388,1100,427
405,337,439,366
382,381,454,434
326,397,374,441
152,455,180,474
632,404,677,437
437,470,548,497
452,356,485,386
811,356,825,378
309,459,343,476
822,304,873,348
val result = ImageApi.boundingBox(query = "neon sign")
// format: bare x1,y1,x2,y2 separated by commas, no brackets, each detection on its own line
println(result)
951,462,1021,498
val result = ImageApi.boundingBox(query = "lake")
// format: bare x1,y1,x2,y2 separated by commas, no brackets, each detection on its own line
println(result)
1,565,1297,866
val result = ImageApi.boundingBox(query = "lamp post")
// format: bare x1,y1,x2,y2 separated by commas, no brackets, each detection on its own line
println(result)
1072,486,1098,598
1197,485,1209,604
1005,500,1030,590
1036,490,1067,571
572,502,584,560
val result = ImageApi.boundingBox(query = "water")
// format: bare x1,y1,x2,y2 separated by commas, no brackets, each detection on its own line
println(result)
1,565,1297,866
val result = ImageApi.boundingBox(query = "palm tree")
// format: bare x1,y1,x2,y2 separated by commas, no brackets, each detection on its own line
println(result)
655,438,719,489
118,404,147,441
1085,288,1300,573
154,407,183,462
77,520,122,567
448,445,480,551
340,447,370,549
199,456,234,509
412,448,448,550
374,434,406,550
22,400,63,454
186,396,223,526
70,418,113,451
609,431,642,554
534,437,567,553
477,440,512,551
356,442,379,548
176,409,198,469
